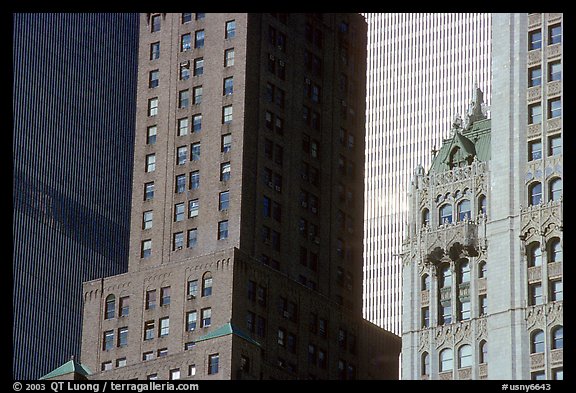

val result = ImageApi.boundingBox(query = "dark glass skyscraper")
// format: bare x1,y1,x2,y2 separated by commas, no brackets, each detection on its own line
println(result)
13,13,139,379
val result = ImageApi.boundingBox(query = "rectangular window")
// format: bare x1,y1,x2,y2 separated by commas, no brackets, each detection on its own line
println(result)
189,199,199,218
196,13,205,20
225,20,236,39
208,354,219,375
146,125,157,145
157,348,168,357
191,142,201,161
143,211,153,230
194,58,204,76
116,358,127,368
550,280,563,301
223,105,233,124
181,33,192,52
182,13,192,23
223,77,234,95
548,98,561,119
177,146,188,165
529,103,542,124
187,310,197,331
147,374,158,381
224,48,235,67
148,98,158,116
549,61,561,81
145,290,156,310
143,321,155,341
529,283,543,305
201,307,212,327
150,42,160,60
219,191,230,211
103,330,114,351
218,220,229,240
190,170,200,190
188,280,199,298
160,287,171,306
175,174,186,193
145,154,156,173
422,307,430,328
118,327,128,347
549,24,561,45
119,296,129,317
187,228,198,248
529,67,541,87
151,14,161,32
439,303,452,325
459,300,471,321
220,162,231,181
246,311,255,332
180,61,190,80
549,135,561,156
143,351,154,361
529,29,542,50
193,86,203,105
179,90,189,109
149,70,159,88
195,30,205,48
221,134,232,153
170,369,181,380
174,203,185,222
193,114,202,132
178,118,189,136
479,294,487,316
141,240,152,258
157,318,169,338
528,140,542,161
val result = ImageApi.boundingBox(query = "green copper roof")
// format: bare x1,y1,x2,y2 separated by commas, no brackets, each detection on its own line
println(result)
196,323,261,347
39,358,92,380
429,118,491,174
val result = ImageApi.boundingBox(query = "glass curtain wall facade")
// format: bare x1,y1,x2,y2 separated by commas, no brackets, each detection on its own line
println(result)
363,13,491,333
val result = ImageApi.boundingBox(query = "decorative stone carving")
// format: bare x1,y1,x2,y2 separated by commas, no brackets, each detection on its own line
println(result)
528,266,542,283
550,348,563,365
421,290,430,306
548,262,562,278
458,367,472,380
527,86,541,103
435,325,453,349
476,317,487,339
530,352,545,369
479,363,488,379
527,123,542,139
547,81,561,97
418,330,430,352
454,321,471,345
526,304,546,330
547,301,563,326
528,50,541,66
439,371,453,380
547,44,562,59
528,13,542,28
478,278,487,294
547,117,562,132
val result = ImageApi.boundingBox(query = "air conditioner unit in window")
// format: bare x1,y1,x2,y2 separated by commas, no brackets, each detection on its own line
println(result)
275,186,281,192
187,295,196,300
268,181,274,188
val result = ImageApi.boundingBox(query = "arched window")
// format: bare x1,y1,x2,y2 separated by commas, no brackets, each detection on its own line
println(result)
439,264,452,288
529,182,542,206
104,295,115,320
549,178,562,201
202,272,213,297
421,352,430,376
527,242,542,267
422,208,430,226
458,259,470,284
551,326,563,349
457,199,471,221
478,194,487,215
458,344,472,368
439,348,453,372
439,204,453,224
531,330,545,353
421,274,431,291
479,340,488,364
548,238,562,263
478,261,487,278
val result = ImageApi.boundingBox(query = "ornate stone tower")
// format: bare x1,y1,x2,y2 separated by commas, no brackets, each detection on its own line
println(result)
402,13,563,381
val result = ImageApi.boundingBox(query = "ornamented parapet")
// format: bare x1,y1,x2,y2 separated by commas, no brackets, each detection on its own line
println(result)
520,200,562,243
422,161,488,190
525,301,563,331
422,221,481,264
